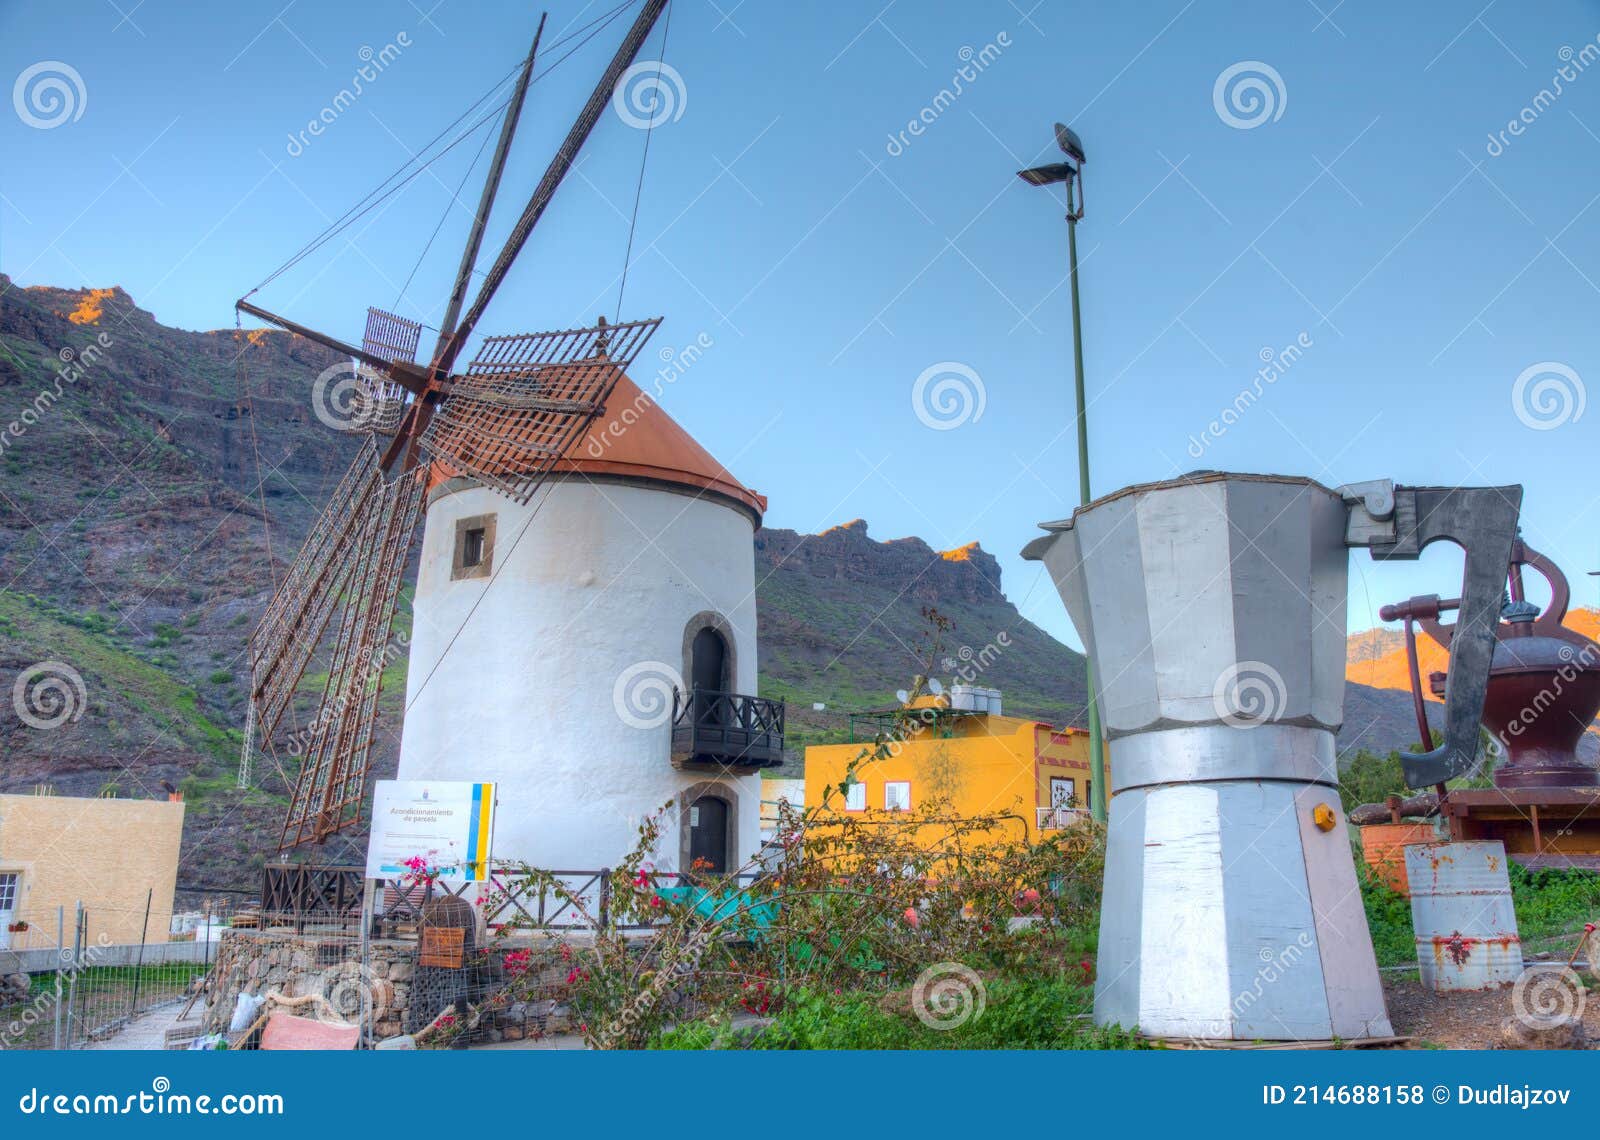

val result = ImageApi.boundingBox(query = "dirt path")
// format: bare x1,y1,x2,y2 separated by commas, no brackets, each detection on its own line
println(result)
83,1002,197,1051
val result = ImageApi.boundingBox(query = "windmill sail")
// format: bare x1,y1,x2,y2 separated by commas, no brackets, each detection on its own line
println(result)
247,444,388,745
236,0,674,852
422,316,662,502
341,307,423,436
279,459,426,849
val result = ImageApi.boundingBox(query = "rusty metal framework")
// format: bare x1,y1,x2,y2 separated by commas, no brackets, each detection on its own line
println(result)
238,0,673,853
356,307,422,435
279,459,426,850
422,317,662,502
247,445,387,743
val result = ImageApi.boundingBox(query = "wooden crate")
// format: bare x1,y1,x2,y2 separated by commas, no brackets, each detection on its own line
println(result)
419,926,465,969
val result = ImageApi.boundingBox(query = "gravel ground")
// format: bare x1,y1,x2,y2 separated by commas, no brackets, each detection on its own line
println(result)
1384,971,1597,1049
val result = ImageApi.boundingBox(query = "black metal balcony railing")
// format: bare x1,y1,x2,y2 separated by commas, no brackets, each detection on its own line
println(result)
671,688,785,770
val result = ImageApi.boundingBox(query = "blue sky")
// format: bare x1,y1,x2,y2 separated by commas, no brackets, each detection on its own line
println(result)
2,0,1598,648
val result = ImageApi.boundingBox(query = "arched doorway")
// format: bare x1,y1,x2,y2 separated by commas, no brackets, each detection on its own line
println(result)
690,627,726,692
688,794,729,873
689,626,728,731
679,781,739,874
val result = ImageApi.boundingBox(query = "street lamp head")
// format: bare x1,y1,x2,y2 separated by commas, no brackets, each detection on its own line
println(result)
1054,122,1086,166
1016,162,1077,187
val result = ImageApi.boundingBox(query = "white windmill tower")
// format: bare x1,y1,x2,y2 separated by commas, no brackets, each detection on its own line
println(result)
238,0,782,874
399,368,778,873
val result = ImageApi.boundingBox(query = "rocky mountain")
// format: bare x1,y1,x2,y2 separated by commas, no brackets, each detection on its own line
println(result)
0,280,1448,895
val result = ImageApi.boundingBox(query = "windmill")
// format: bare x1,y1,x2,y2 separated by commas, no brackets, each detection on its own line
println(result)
237,0,671,852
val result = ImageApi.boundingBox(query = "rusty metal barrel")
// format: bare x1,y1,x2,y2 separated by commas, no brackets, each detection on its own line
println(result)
1404,840,1522,991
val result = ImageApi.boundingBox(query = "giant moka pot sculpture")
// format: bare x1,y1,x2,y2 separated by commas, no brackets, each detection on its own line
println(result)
1023,473,1521,1040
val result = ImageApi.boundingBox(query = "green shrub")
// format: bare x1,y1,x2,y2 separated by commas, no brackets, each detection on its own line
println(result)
1358,861,1415,967
653,976,1150,1051
1509,865,1600,945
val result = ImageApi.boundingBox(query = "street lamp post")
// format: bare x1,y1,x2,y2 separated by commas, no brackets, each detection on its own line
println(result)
1018,124,1107,824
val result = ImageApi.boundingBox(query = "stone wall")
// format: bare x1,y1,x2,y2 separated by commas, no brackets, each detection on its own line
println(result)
201,929,589,1044
202,930,417,1041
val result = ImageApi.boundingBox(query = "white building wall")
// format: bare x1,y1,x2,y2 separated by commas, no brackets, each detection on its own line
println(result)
397,477,762,874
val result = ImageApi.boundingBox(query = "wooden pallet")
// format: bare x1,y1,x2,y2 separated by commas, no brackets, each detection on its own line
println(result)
1151,1034,1413,1050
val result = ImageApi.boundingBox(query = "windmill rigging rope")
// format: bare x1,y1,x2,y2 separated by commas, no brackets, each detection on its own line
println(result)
615,0,671,323
243,0,638,303
394,115,498,312
403,3,674,718
247,0,651,748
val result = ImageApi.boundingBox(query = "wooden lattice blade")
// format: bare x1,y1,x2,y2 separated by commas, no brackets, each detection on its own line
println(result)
279,463,426,851
341,307,423,435
420,316,661,503
247,444,384,743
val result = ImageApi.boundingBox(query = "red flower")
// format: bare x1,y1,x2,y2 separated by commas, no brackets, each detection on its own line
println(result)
902,907,920,928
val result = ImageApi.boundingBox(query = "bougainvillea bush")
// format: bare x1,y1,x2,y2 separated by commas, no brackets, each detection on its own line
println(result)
471,692,1110,1050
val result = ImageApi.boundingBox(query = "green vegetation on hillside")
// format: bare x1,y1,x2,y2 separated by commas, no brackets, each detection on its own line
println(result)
0,591,238,767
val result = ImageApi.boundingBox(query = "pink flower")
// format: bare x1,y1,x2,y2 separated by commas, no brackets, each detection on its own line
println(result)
902,907,920,928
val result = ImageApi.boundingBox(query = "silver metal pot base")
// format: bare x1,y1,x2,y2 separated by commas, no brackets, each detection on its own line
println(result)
1096,774,1392,1041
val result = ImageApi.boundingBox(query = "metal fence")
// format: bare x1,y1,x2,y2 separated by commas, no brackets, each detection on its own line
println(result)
0,901,216,1050
257,863,767,935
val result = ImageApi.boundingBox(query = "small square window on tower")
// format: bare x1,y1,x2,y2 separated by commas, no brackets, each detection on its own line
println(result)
451,513,497,581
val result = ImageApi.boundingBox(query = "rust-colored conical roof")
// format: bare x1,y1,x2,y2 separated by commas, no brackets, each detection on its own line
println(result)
426,368,764,522
558,372,765,521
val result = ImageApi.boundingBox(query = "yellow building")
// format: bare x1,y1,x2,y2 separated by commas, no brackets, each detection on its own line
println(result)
803,695,1096,843
0,792,185,951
